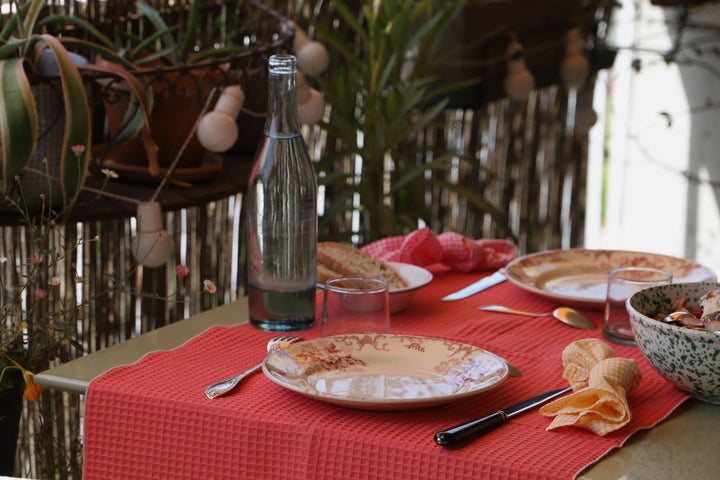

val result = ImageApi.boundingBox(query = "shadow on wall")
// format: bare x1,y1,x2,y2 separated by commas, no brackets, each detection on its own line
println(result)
667,4,720,262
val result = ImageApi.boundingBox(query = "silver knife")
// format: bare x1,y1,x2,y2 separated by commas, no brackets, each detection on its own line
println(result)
442,270,507,301
434,386,572,446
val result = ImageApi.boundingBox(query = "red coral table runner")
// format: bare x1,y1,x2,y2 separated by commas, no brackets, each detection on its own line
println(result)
83,265,688,480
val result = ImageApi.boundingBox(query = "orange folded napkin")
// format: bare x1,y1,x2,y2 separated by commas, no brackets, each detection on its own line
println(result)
539,338,641,436
361,227,515,272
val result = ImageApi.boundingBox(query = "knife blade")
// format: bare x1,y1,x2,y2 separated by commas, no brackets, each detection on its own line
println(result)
434,386,572,447
442,270,507,301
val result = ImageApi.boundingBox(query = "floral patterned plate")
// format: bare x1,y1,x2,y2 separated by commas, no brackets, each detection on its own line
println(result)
262,334,509,410
503,249,717,309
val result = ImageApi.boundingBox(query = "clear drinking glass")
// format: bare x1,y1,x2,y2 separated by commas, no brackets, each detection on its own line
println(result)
322,278,390,337
603,267,673,345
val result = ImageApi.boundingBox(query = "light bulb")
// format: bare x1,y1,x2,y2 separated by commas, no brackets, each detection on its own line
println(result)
292,21,310,51
561,29,589,90
504,70,535,101
214,85,245,118
504,41,535,101
197,112,239,152
561,55,590,90
196,85,244,152
296,41,329,77
298,88,325,125
131,202,173,267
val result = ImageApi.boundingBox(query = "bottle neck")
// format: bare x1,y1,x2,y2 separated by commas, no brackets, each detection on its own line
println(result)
265,55,301,137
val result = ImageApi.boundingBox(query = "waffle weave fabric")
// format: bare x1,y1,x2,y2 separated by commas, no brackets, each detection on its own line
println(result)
83,266,688,480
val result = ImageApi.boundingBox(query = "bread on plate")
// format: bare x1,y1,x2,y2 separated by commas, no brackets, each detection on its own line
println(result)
316,242,408,289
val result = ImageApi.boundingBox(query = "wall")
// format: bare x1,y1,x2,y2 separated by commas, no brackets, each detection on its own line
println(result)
587,0,720,277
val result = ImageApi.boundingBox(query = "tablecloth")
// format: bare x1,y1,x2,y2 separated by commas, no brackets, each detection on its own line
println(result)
83,265,689,480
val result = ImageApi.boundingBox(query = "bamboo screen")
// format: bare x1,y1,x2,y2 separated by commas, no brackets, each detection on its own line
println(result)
4,81,596,477
0,1,604,477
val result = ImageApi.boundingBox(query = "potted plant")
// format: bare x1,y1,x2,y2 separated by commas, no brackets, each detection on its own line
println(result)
0,0,152,220
307,0,514,244
53,0,292,178
73,0,239,174
1,0,288,211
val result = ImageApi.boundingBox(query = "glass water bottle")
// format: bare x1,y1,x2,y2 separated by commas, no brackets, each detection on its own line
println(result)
246,54,318,331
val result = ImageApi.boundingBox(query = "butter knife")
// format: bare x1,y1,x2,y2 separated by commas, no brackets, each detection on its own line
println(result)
442,270,507,301
434,386,572,446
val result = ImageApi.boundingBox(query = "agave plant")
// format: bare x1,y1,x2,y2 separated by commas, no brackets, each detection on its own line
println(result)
0,0,154,220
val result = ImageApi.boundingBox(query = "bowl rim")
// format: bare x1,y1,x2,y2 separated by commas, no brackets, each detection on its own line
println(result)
627,281,720,338
386,262,434,294
315,262,433,295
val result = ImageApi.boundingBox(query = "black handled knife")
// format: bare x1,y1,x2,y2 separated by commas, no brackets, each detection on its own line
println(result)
434,386,572,447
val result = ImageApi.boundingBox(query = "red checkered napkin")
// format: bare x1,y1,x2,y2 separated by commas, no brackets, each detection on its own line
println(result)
360,227,514,272
540,339,642,436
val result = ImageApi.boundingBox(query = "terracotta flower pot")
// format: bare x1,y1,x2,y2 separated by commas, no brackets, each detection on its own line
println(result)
102,63,225,171
0,385,23,476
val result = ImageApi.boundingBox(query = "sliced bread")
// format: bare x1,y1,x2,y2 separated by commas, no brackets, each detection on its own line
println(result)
317,242,408,289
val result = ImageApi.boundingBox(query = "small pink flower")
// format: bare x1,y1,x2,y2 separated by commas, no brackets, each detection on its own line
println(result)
175,264,190,278
203,280,217,294
28,253,44,265
35,288,47,299
71,145,86,154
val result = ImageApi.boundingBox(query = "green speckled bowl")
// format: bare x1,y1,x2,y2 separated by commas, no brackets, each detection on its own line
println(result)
627,282,720,404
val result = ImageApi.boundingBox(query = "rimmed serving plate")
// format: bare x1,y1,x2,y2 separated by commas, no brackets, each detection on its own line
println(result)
386,262,433,313
316,262,433,314
503,249,717,309
262,334,508,410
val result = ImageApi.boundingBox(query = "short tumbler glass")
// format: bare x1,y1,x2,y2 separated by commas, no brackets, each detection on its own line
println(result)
603,267,673,346
322,278,390,337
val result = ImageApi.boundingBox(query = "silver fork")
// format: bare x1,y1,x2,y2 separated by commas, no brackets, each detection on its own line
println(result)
204,336,302,399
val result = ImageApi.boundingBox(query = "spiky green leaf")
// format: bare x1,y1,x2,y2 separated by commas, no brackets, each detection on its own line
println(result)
178,0,199,64
136,2,179,64
129,26,180,62
0,1,32,41
80,61,155,151
32,35,91,219
58,37,139,72
20,0,45,39
0,38,28,59
36,14,118,50
0,58,37,189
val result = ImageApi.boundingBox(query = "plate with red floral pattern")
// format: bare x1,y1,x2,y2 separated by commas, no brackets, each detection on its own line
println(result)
262,334,509,410
503,249,717,309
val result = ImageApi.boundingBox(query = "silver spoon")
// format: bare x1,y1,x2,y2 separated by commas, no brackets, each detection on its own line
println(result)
205,336,303,399
478,305,596,330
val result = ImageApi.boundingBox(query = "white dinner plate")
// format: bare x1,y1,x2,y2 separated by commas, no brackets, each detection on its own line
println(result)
262,334,508,410
503,249,717,309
